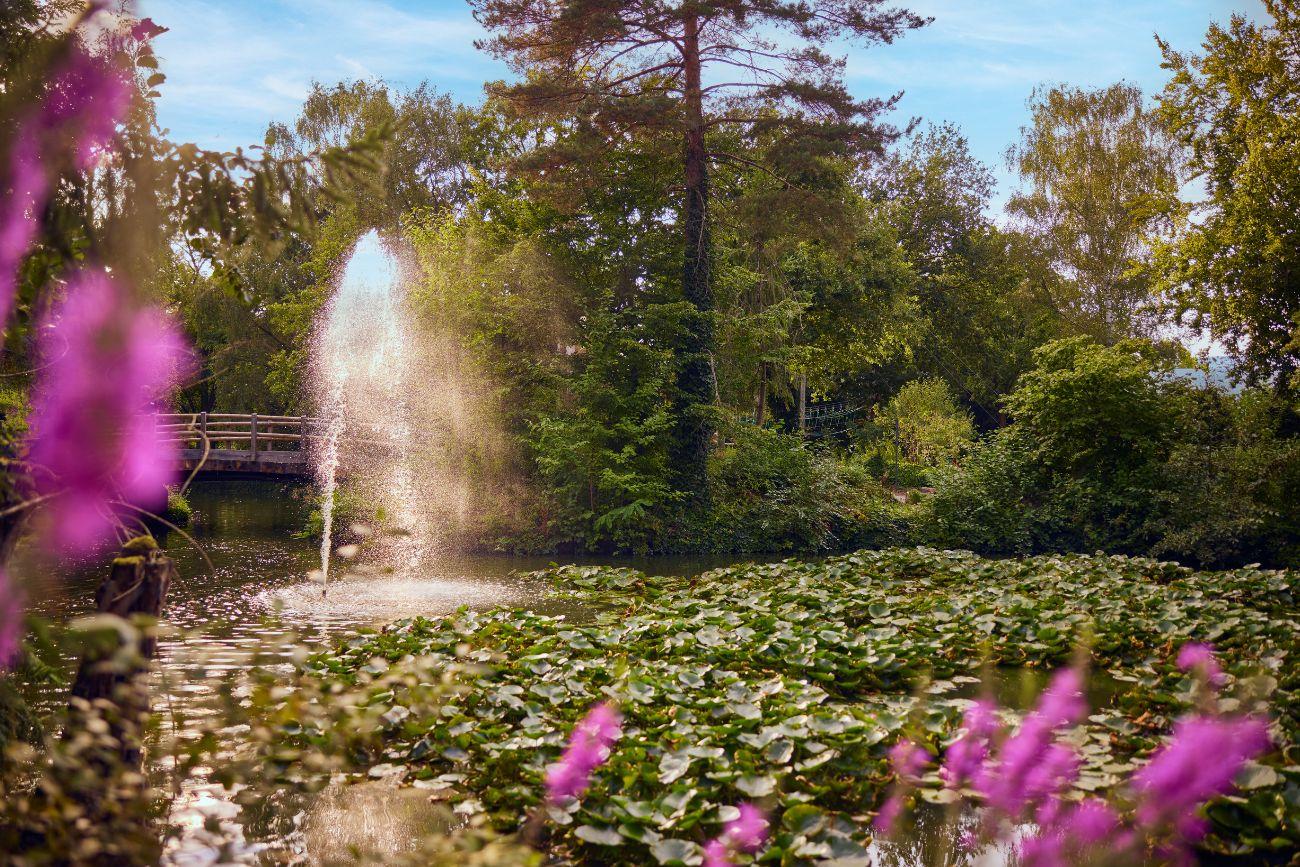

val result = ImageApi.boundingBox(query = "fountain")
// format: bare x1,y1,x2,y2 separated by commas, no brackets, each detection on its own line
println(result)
309,231,421,592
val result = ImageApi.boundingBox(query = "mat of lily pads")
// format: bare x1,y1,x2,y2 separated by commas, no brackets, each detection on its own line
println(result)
299,548,1299,864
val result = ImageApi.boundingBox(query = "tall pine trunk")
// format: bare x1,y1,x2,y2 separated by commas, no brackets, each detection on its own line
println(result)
675,14,715,499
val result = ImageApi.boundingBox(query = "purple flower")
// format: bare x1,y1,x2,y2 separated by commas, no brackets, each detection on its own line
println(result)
723,803,768,853
941,698,1000,788
1176,642,1226,687
702,838,732,867
0,570,22,668
1021,799,1132,867
0,43,130,321
1132,715,1271,844
544,702,622,804
874,792,906,836
1036,667,1087,727
889,738,931,780
26,269,189,552
705,803,768,865
974,668,1086,820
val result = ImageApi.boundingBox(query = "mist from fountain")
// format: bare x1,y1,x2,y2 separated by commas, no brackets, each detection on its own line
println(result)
310,231,423,589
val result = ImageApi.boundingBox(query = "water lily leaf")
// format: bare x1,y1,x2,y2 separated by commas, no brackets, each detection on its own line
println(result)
1236,762,1280,790
659,750,694,784
651,838,702,865
575,824,624,846
735,774,777,797
764,739,794,764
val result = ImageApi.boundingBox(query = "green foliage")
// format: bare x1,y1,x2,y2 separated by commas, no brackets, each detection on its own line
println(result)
872,124,1066,422
696,422,889,554
925,338,1300,566
928,339,1175,555
1005,83,1182,343
1154,1,1300,391
162,488,192,527
526,305,685,554
286,550,1298,863
878,378,975,467
1149,389,1300,567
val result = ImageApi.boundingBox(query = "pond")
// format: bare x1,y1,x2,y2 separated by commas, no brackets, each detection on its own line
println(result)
18,482,1105,866
17,480,763,865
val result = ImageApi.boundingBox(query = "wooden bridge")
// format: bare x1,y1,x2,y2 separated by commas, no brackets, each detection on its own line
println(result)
158,413,317,478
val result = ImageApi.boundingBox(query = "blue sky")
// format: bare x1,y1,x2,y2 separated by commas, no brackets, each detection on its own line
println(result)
138,0,1258,206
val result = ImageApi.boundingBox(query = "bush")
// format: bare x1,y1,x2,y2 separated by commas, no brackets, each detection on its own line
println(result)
163,488,193,527
878,377,975,467
1148,388,1300,567
697,422,892,553
921,337,1300,566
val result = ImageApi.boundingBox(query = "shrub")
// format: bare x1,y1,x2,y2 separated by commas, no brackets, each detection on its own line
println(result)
1148,388,1300,567
698,422,890,553
922,337,1300,566
163,488,193,527
879,377,975,467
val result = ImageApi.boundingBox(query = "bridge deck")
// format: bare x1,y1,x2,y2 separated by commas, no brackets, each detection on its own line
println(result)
177,448,311,478
163,413,316,479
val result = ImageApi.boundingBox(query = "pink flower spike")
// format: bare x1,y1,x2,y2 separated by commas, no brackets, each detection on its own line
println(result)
702,838,732,867
874,792,905,836
1133,715,1271,843
941,698,999,787
889,738,930,781
26,269,190,553
723,803,768,854
544,702,622,804
1176,642,1226,687
0,570,23,668
0,44,131,323
1036,667,1087,727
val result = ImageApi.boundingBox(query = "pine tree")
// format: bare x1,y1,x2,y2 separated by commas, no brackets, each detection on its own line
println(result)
470,0,926,493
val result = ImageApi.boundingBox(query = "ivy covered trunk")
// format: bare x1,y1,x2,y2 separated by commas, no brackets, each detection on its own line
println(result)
674,14,716,500
69,537,174,767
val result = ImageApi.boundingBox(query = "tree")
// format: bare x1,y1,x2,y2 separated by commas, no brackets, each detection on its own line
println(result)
874,124,1065,423
1005,83,1182,343
266,80,469,230
1154,1,1300,394
469,0,927,492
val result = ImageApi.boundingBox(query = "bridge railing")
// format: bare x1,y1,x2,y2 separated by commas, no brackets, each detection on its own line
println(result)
156,413,320,458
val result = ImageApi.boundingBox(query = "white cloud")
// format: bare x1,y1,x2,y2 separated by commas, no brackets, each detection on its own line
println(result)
139,0,503,148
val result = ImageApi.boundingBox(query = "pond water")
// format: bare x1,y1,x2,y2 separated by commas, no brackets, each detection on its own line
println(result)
15,481,1080,866
16,480,764,865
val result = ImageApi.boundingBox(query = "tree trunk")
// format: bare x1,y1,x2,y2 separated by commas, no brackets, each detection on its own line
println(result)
673,14,716,498
755,362,768,426
54,537,174,865
69,537,174,768
798,372,807,436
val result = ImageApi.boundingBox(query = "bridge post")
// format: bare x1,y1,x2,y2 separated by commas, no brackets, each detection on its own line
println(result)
250,413,259,460
199,410,207,448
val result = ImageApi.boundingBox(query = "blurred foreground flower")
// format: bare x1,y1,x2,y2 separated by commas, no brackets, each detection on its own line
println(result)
544,702,622,804
0,43,130,321
878,645,1272,865
0,569,21,666
26,269,189,552
703,803,768,867
1133,715,1271,847
876,738,931,834
1176,642,1226,687
974,667,1085,819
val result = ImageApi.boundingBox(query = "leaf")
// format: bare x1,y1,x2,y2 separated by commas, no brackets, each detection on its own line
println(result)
651,838,702,865
1235,762,1280,790
575,825,624,846
658,750,694,784
735,774,777,797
